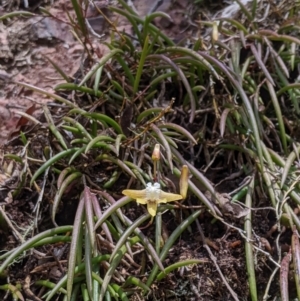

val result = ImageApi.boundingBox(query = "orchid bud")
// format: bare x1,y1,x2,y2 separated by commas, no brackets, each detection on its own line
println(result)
152,144,161,162
179,165,189,199
212,21,219,43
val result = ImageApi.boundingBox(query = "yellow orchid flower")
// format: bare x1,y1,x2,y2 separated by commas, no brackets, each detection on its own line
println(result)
122,182,183,217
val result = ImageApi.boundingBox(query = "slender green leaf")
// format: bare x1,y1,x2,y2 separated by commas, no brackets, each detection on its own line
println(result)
67,196,85,301
52,172,82,226
30,148,78,185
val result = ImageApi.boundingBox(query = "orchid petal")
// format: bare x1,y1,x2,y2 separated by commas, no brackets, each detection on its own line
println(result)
122,189,146,199
147,202,158,217
158,198,168,203
136,198,147,204
160,191,183,202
